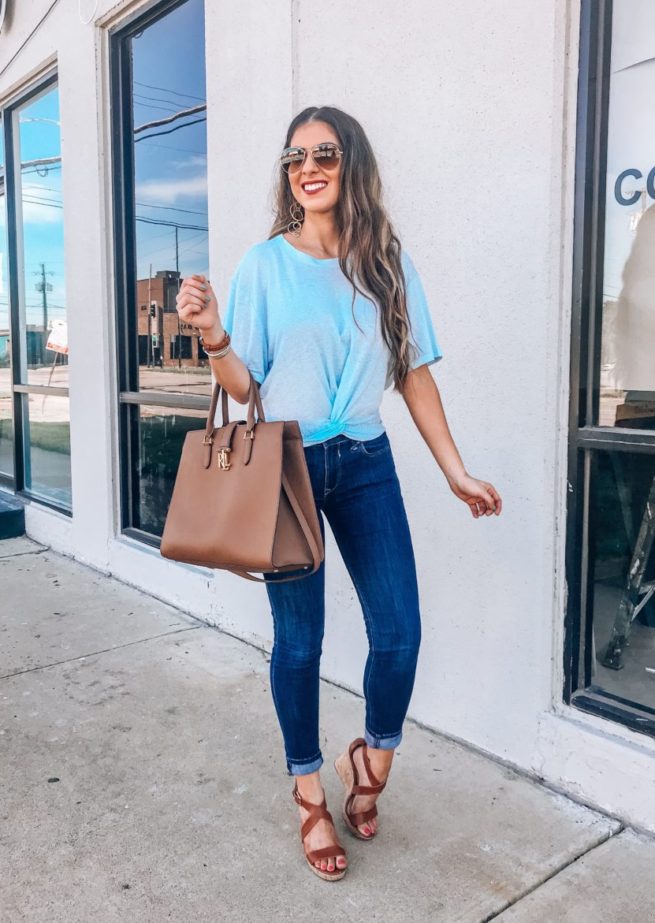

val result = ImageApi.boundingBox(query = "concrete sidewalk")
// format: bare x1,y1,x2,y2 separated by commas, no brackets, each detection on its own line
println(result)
1,537,654,923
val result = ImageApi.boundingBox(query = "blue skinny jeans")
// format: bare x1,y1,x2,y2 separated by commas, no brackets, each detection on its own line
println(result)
264,430,422,776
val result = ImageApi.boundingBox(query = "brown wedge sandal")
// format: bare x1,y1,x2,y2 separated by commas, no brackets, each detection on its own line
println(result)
334,737,388,840
292,782,347,881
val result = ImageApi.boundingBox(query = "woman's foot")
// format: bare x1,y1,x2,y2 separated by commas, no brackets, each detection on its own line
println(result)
294,772,348,874
349,743,393,836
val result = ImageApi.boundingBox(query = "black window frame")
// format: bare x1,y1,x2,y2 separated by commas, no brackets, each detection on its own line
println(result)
0,70,72,516
565,0,655,738
109,0,209,548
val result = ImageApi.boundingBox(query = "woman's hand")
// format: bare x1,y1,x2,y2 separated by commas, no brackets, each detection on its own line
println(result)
175,273,223,340
447,471,503,519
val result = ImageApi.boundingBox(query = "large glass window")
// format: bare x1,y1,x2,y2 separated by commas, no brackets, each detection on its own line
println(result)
0,76,71,511
0,119,13,483
567,1,655,736
111,0,208,542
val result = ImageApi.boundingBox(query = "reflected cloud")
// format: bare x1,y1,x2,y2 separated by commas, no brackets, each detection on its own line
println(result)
22,201,62,225
135,173,207,203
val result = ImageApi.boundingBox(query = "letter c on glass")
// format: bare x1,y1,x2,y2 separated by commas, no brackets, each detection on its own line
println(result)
614,168,642,206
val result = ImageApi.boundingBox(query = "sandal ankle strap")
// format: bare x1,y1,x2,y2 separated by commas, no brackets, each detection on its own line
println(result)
348,737,389,789
352,780,386,796
361,741,384,788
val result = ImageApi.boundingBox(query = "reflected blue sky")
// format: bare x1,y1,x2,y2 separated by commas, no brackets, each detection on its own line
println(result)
17,87,65,330
132,0,208,285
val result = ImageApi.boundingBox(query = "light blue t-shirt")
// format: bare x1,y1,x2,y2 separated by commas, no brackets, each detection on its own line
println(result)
221,233,443,446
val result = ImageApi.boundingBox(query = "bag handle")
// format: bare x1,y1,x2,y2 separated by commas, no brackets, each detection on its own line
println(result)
205,372,266,443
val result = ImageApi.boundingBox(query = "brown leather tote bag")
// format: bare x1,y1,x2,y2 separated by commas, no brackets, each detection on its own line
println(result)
160,373,324,582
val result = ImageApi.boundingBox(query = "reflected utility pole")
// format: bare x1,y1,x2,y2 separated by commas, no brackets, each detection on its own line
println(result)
34,263,54,332
175,225,181,369
34,264,54,365
147,264,153,368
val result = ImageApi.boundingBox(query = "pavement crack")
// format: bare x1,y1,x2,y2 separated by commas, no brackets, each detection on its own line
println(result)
0,547,48,560
0,625,200,680
480,823,626,921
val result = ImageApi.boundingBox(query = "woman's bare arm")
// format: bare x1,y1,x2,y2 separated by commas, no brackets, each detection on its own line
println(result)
400,364,502,519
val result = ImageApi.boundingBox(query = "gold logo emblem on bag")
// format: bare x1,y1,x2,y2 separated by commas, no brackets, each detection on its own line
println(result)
217,447,232,470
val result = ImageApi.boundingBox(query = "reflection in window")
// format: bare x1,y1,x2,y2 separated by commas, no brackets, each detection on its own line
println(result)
114,0,210,539
587,0,655,718
12,83,71,508
600,2,655,429
131,0,210,397
22,392,71,508
593,449,655,711
16,87,68,389
136,405,206,535
0,117,13,481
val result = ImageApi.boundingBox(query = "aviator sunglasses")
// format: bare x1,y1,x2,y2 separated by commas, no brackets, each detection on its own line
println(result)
280,141,344,175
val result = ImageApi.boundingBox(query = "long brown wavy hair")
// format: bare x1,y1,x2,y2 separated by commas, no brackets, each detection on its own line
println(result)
268,106,419,392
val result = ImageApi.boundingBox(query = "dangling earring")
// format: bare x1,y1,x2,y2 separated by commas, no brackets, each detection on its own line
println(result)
288,200,304,237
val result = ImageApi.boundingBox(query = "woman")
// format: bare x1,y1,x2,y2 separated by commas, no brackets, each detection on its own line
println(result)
175,105,502,881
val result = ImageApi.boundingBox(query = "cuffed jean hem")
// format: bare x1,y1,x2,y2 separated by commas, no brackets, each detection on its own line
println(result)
286,753,324,776
364,727,402,750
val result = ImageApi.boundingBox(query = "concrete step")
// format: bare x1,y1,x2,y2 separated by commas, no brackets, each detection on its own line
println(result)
0,492,25,539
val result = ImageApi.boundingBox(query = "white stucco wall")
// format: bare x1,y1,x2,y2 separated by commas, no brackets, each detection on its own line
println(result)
2,0,654,832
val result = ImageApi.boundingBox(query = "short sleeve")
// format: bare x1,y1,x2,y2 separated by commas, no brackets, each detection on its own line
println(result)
220,256,268,385
385,251,443,388
404,251,443,370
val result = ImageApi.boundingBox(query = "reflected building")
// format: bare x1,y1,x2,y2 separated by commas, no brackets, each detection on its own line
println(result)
136,270,208,369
